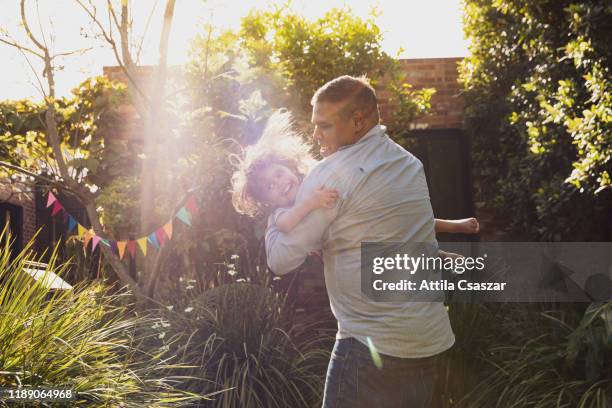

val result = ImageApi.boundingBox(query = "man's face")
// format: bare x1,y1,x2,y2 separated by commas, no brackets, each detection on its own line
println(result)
311,101,356,157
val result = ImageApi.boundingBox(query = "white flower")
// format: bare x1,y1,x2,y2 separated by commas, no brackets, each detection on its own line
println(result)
184,307,194,313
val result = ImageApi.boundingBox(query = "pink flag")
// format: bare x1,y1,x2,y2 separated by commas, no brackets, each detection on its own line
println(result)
46,192,57,208
155,228,167,246
126,240,137,258
91,236,101,252
185,196,198,214
51,201,64,216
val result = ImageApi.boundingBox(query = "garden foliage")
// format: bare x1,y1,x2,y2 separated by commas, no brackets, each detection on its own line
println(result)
461,0,611,240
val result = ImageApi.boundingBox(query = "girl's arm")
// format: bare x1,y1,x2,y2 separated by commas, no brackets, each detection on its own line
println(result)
276,187,339,233
435,217,480,234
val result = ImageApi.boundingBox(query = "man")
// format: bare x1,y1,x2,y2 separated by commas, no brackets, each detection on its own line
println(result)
265,75,455,407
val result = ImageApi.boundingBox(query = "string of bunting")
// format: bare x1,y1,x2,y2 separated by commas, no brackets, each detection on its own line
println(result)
45,191,198,261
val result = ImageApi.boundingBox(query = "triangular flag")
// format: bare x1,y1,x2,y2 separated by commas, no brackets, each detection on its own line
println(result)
147,233,160,249
155,227,167,246
77,223,86,237
136,237,147,256
110,241,118,255
117,241,127,260
51,201,64,216
91,236,101,252
83,230,93,249
185,196,198,214
46,192,57,208
62,210,69,223
101,238,110,247
163,221,173,240
126,240,137,258
68,216,77,233
175,207,192,226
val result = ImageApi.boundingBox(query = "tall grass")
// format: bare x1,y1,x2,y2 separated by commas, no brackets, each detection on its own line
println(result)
152,282,332,408
446,303,612,408
0,228,205,407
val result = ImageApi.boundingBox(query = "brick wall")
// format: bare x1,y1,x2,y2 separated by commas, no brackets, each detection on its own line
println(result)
0,185,37,245
104,58,466,130
377,57,465,129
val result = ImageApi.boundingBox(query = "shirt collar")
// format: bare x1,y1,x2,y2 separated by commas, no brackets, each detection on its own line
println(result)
337,124,387,152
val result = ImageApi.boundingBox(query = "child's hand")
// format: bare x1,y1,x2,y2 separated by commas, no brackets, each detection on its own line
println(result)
454,217,480,234
308,187,339,209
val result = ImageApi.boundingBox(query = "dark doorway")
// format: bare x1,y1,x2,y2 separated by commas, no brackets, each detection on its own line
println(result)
0,202,23,261
400,128,475,242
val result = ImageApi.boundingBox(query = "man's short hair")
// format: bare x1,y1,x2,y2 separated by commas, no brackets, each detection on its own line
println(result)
311,75,379,119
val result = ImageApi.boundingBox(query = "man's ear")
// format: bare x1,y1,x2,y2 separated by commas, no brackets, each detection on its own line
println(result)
352,110,366,133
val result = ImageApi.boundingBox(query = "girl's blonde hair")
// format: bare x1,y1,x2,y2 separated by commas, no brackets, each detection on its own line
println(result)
230,110,316,217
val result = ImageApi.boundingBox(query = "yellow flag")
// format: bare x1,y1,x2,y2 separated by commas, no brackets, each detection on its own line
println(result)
77,223,86,237
163,221,173,240
117,241,127,260
137,237,147,256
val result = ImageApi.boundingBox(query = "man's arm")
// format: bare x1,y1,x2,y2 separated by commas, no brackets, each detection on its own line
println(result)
266,200,340,275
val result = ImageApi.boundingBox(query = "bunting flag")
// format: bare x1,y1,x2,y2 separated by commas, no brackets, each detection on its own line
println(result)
155,227,167,246
163,221,173,240
91,236,101,252
137,237,147,256
126,240,137,259
147,233,160,250
175,207,192,226
45,191,197,261
185,196,198,214
117,241,127,260
51,201,64,216
46,192,57,208
83,230,93,249
68,216,77,233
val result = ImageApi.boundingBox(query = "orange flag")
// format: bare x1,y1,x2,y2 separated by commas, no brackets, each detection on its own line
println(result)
163,221,173,240
117,241,127,260
83,230,93,249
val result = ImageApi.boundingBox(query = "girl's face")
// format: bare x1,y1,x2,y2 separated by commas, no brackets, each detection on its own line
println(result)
255,163,300,208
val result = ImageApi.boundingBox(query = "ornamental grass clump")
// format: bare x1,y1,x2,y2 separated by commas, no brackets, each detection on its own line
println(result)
154,282,332,408
0,228,204,407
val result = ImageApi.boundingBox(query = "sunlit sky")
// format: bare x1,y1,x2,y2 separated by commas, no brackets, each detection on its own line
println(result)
0,0,468,101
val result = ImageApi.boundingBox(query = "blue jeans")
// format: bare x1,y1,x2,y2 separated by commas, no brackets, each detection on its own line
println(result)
322,338,437,408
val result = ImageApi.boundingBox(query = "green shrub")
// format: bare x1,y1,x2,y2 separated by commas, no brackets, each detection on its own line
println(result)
0,228,204,407
447,303,612,408
153,282,332,408
461,0,612,240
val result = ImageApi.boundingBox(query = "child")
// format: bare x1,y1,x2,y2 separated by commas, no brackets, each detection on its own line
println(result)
231,110,479,236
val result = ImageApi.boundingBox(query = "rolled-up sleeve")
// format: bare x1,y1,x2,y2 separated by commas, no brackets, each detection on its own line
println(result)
265,203,339,275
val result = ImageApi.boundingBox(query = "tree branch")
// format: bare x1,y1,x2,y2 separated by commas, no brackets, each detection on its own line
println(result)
0,37,44,59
